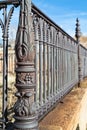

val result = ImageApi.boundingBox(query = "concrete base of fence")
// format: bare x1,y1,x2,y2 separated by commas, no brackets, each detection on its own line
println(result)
39,78,87,130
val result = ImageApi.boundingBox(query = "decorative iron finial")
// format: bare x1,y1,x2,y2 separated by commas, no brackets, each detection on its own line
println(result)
75,18,81,43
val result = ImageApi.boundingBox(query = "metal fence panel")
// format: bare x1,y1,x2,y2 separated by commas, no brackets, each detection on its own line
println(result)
32,4,80,119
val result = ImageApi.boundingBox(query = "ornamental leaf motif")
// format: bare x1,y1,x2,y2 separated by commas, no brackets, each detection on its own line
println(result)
14,92,36,117
15,0,34,62
14,93,30,116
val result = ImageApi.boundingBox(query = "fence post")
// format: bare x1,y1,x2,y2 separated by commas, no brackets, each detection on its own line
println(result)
75,18,81,87
13,0,38,129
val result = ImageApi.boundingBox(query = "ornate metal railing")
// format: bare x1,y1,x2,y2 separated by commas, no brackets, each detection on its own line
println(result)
32,4,80,119
0,0,87,130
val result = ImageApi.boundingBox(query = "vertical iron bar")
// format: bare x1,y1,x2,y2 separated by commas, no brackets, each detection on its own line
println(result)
71,41,73,81
56,33,58,95
57,34,59,94
70,40,72,82
58,34,61,97
50,27,53,99
60,34,62,95
64,49,65,86
35,39,39,104
47,28,50,100
53,29,56,98
39,18,43,106
57,34,60,95
62,35,64,93
67,39,69,85
43,22,47,103
39,41,43,106
63,37,65,86
2,7,8,129
33,17,39,103
67,39,69,86
52,29,54,98
51,47,53,98
65,49,67,85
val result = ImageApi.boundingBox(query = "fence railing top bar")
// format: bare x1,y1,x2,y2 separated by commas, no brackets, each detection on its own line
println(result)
80,44,87,50
0,0,20,8
32,3,77,44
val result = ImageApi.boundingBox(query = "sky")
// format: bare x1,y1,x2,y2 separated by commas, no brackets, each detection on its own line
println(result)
0,0,87,41
32,0,87,36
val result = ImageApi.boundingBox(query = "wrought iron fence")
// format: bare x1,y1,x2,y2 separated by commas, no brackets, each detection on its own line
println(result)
32,4,87,119
0,0,87,130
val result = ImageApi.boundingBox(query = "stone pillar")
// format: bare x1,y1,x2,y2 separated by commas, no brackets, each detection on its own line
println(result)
13,0,38,129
